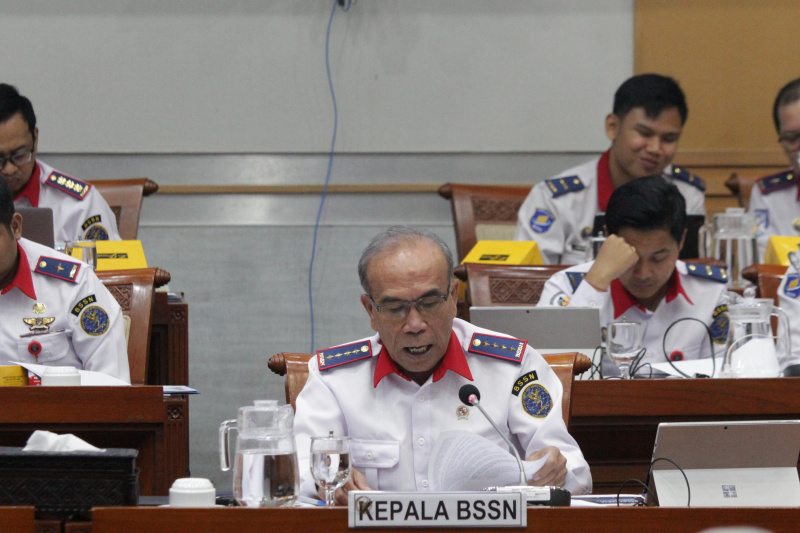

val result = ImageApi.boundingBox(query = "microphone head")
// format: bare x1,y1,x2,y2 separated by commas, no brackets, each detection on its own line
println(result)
458,384,480,405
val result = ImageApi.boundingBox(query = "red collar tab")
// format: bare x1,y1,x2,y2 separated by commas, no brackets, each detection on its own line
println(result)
317,340,372,371
1,243,36,299
610,268,690,318
13,162,41,206
467,332,526,364
373,331,473,387
596,150,613,212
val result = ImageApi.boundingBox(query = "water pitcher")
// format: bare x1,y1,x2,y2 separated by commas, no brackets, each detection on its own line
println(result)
219,403,299,507
722,292,791,378
698,208,757,290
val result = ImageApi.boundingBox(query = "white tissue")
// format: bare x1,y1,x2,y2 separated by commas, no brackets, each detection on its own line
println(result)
22,430,105,452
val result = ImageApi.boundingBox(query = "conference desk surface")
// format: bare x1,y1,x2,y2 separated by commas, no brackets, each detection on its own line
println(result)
80,506,800,533
0,386,189,496
570,377,800,493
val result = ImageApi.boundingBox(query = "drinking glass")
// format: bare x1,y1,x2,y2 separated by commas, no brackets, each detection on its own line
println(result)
607,321,643,379
233,433,299,507
65,240,97,271
310,433,351,506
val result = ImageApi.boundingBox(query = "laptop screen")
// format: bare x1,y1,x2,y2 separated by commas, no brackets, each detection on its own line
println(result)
17,207,55,248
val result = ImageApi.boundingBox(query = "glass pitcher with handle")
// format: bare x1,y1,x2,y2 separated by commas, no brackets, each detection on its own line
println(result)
722,290,791,378
698,208,757,290
219,403,298,506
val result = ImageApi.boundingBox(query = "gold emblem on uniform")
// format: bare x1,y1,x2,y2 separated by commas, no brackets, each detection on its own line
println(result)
361,345,369,352
32,303,46,314
23,316,56,334
39,260,47,268
473,339,481,347
456,405,469,420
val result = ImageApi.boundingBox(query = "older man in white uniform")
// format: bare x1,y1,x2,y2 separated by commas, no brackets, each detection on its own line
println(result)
294,227,591,504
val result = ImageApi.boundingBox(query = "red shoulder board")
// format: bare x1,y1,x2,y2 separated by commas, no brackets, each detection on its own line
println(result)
34,256,80,283
468,333,526,363
317,340,372,370
757,170,795,195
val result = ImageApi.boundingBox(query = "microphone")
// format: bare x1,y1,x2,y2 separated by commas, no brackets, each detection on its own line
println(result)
457,384,572,506
458,384,526,485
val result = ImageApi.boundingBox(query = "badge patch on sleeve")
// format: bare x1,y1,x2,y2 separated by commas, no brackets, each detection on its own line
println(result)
754,209,769,237
710,304,730,344
317,340,372,370
45,171,91,199
511,371,539,396
520,383,553,418
529,209,555,234
784,274,800,299
80,305,110,336
468,333,526,363
82,215,110,240
566,271,586,292
34,257,80,283
549,291,570,306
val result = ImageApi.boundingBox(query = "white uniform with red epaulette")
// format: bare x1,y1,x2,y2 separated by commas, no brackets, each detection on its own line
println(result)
747,169,800,261
293,317,591,498
537,260,730,377
13,160,121,246
0,238,130,382
513,154,707,265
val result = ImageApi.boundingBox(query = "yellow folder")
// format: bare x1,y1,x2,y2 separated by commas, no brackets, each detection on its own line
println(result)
96,240,148,271
461,240,543,265
764,236,800,266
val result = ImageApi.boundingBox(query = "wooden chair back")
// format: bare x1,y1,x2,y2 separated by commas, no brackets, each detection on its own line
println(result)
268,351,590,428
742,263,788,305
89,178,159,240
453,263,566,321
96,267,169,384
724,173,760,210
438,183,531,261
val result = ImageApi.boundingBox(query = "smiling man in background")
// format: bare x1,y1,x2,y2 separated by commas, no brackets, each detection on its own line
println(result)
514,74,706,265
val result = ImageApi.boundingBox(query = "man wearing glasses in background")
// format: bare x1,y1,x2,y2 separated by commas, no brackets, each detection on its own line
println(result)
0,84,120,246
749,77,800,260
293,226,591,505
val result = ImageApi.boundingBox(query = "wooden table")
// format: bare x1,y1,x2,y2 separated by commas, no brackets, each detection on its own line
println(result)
81,506,800,533
570,378,800,493
0,387,189,496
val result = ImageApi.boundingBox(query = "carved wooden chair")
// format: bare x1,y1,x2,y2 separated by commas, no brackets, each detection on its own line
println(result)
742,263,788,305
89,178,159,240
437,183,531,261
268,351,590,428
724,173,759,210
96,267,171,384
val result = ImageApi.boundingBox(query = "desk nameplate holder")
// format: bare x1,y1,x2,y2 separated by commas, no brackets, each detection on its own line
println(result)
347,491,526,528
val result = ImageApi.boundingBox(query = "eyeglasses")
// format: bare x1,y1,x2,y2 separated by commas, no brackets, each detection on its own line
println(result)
778,131,800,150
370,285,451,321
0,148,34,170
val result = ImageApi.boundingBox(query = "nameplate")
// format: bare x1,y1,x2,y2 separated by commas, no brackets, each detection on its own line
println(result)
347,491,526,528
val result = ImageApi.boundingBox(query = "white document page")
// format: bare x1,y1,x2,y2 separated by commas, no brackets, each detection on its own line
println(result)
14,362,130,386
429,430,547,491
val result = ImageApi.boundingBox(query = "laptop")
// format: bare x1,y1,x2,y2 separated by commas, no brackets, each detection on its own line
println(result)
469,306,602,359
650,420,800,507
17,207,55,248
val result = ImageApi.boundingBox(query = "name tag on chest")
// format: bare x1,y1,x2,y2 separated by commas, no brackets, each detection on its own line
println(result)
347,491,526,528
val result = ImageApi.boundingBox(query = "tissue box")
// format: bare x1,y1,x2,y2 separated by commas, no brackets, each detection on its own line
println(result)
0,447,139,515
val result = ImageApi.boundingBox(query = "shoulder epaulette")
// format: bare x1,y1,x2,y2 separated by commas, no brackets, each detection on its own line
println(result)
44,171,91,200
544,175,585,198
468,333,526,364
316,340,372,371
34,256,81,283
685,262,728,284
671,166,706,192
757,170,795,195
566,271,586,292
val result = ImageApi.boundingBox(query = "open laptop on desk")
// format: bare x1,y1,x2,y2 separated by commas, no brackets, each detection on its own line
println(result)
17,207,55,248
651,420,800,507
469,306,602,368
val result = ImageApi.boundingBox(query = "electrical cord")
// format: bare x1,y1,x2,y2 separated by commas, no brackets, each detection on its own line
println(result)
645,457,691,507
308,0,351,353
615,479,654,507
661,317,717,378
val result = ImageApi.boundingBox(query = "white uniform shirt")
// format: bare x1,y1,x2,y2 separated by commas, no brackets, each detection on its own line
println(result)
513,153,707,265
748,170,800,261
293,318,591,497
0,238,130,382
537,261,730,376
13,160,121,246
777,263,800,370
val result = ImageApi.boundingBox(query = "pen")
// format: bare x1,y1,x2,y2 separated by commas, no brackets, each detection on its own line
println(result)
297,495,326,506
